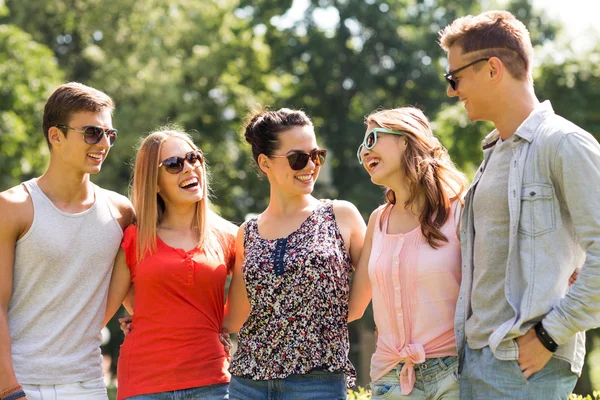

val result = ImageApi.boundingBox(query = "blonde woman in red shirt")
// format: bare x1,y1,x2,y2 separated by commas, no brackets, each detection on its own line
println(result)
349,107,468,400
104,128,236,400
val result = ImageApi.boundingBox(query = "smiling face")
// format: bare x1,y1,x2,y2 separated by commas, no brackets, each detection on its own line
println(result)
156,137,204,208
446,45,495,122
359,123,406,187
49,109,114,176
262,125,322,195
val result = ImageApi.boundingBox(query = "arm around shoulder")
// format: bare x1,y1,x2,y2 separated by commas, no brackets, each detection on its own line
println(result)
348,209,378,322
222,223,250,334
103,247,132,327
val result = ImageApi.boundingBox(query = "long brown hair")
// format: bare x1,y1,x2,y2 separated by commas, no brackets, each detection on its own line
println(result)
365,107,468,248
131,128,234,265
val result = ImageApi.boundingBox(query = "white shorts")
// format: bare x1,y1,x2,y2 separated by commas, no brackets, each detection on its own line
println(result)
22,377,108,400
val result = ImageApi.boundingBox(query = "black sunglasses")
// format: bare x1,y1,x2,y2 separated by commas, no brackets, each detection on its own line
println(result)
56,124,118,146
444,57,490,90
159,150,204,174
270,149,327,171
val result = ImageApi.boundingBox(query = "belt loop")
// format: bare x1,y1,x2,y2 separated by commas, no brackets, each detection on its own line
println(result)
438,356,448,370
395,363,402,380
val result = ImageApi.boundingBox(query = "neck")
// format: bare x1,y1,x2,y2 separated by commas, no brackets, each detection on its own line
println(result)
489,83,539,141
37,161,92,203
266,187,318,218
386,180,425,215
160,203,198,231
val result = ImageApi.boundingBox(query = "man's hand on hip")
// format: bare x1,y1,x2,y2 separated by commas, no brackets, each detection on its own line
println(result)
516,327,553,379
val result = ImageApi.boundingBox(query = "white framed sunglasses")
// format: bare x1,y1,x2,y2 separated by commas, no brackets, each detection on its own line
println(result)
357,127,406,164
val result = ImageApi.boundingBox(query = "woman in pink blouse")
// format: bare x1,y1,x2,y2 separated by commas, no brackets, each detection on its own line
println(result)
349,107,468,399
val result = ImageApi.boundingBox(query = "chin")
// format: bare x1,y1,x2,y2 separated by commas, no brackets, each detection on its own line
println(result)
87,166,103,175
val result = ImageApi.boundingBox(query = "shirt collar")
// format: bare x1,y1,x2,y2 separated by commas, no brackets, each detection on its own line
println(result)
481,100,554,150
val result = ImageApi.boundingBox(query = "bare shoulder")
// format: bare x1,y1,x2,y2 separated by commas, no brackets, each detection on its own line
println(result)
331,199,366,236
0,184,34,240
332,199,362,219
102,188,135,230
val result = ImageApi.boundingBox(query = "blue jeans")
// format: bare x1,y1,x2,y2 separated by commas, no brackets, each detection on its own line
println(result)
126,383,229,400
229,370,346,400
370,356,459,400
460,345,577,399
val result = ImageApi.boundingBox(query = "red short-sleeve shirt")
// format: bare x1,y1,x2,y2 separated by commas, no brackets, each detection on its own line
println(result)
117,225,233,399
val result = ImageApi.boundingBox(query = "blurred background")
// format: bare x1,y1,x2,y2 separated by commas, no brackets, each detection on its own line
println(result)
1,0,599,395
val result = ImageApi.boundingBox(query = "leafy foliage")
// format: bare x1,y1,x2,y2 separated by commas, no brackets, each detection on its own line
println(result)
0,24,63,189
2,0,599,391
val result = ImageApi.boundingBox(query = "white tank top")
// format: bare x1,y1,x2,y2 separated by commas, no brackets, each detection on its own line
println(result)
9,179,123,384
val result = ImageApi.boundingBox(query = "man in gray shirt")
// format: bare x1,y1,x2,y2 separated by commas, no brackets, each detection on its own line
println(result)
0,83,134,399
439,11,600,399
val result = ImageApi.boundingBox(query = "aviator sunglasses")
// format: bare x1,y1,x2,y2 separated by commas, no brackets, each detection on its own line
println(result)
56,124,118,147
357,127,406,163
444,57,490,91
159,150,204,174
270,149,327,170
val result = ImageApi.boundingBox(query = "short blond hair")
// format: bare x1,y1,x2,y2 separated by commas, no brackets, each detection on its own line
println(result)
438,11,533,81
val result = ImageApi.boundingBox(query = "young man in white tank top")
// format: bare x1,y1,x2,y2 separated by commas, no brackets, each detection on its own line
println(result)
0,83,134,400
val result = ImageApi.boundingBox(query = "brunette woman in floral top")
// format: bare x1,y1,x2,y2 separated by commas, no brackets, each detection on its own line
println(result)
223,108,366,399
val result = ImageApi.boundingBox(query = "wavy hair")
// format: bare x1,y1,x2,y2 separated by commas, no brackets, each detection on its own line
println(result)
365,107,468,248
131,128,234,265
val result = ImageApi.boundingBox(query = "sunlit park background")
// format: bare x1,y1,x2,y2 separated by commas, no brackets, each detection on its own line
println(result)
2,0,600,397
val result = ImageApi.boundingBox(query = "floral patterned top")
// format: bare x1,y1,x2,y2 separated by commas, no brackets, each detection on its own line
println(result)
229,200,356,386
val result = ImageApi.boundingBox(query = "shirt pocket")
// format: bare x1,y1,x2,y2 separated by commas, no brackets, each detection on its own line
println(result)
518,183,556,236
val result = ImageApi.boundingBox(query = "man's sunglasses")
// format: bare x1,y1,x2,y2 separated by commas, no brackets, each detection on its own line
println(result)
443,57,490,91
357,127,406,164
270,149,327,170
56,124,118,147
159,150,204,174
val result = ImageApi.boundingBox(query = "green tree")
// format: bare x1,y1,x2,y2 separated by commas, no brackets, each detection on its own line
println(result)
0,22,63,189
2,0,281,221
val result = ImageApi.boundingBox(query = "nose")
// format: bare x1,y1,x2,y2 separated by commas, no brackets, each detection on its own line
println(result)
359,146,369,163
97,131,111,150
446,83,458,98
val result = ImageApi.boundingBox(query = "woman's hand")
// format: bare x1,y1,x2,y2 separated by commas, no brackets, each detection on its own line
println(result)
118,316,132,336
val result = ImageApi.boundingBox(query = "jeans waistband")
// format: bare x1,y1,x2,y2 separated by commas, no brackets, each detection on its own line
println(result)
395,356,457,374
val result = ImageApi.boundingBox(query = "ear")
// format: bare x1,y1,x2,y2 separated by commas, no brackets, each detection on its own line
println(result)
48,126,63,147
258,154,271,174
488,56,503,83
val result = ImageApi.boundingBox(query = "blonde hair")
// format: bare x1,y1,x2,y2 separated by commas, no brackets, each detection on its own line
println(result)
131,128,234,266
365,107,468,248
438,10,533,81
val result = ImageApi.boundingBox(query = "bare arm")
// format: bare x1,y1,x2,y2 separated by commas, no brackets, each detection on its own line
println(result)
103,248,131,327
348,210,377,322
0,187,31,390
222,224,250,333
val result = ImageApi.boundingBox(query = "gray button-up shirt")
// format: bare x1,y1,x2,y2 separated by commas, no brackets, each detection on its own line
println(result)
456,100,600,375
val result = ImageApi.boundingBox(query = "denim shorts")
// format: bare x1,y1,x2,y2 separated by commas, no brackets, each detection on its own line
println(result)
370,356,459,400
460,345,577,400
22,377,108,400
125,383,229,400
229,370,346,400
